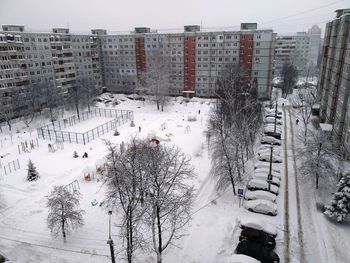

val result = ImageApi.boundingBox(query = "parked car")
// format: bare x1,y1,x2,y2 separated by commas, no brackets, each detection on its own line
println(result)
230,254,260,263
265,117,282,125
258,153,282,163
266,114,282,119
238,217,277,237
253,173,281,187
265,109,282,115
261,136,281,146
244,190,277,203
258,147,281,156
239,228,276,248
264,131,282,140
255,170,281,180
247,179,279,195
235,241,280,263
264,125,282,133
245,199,277,216
254,163,280,173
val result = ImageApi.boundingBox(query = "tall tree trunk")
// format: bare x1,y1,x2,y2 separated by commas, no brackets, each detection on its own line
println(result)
126,205,133,263
156,205,162,263
62,219,66,243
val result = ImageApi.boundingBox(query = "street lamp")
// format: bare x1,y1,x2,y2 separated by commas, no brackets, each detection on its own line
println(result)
107,210,115,263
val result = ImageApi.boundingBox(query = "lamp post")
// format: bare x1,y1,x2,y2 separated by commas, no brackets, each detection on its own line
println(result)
107,210,115,263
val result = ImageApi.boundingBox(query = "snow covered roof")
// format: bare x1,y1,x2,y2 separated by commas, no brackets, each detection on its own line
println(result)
320,123,333,132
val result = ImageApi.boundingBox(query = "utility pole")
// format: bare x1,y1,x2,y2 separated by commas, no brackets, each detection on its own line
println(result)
107,210,116,263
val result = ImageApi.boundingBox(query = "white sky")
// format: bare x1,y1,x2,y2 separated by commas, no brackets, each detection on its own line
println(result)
0,0,348,35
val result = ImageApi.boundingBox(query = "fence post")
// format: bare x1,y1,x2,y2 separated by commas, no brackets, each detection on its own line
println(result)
69,132,72,143
83,133,86,145
75,133,78,144
17,159,20,169
48,129,51,141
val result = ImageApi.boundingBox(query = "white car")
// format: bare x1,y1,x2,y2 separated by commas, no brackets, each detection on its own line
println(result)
254,163,280,173
238,217,278,237
247,179,279,195
255,170,281,180
258,153,282,163
264,126,282,134
265,109,282,116
253,173,281,187
265,117,282,125
230,254,260,263
258,148,281,157
245,199,277,216
244,190,277,202
261,136,281,145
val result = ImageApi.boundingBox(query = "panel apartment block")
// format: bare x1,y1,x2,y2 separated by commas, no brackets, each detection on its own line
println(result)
318,9,350,153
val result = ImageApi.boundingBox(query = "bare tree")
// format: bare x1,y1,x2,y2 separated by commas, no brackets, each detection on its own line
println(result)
18,83,42,127
46,185,85,242
280,62,298,98
143,144,195,263
295,87,317,140
209,64,263,196
298,129,341,189
42,81,64,126
105,139,147,263
78,77,99,112
138,49,171,111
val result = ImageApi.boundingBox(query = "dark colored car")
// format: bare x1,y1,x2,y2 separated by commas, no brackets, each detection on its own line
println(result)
235,241,280,263
264,131,281,140
239,228,276,249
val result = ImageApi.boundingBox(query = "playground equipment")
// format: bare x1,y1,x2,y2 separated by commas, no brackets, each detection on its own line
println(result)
18,138,39,154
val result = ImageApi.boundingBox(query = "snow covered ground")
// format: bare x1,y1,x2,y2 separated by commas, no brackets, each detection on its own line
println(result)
0,94,349,263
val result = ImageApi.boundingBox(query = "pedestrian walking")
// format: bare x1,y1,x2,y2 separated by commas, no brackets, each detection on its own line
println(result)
296,119,299,125
198,110,201,115
139,126,141,132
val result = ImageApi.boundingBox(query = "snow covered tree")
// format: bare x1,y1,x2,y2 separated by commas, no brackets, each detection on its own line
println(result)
298,129,340,189
27,159,39,181
105,139,147,263
209,64,263,196
138,49,171,112
324,174,350,222
143,144,195,263
46,186,85,242
280,62,298,98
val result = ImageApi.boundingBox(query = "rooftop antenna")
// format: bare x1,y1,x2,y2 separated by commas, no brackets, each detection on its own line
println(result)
201,20,203,31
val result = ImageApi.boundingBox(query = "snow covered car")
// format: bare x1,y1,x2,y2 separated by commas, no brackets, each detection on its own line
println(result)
254,163,280,173
239,227,276,248
247,179,279,195
255,170,281,180
266,114,282,119
245,199,277,216
238,217,278,237
265,109,282,116
263,125,282,133
236,241,280,263
258,148,281,157
230,254,260,263
253,173,280,187
265,117,282,125
260,136,281,146
244,190,277,203
258,153,282,163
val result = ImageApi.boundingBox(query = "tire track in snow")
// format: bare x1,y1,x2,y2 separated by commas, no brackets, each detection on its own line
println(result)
288,107,305,263
283,105,290,263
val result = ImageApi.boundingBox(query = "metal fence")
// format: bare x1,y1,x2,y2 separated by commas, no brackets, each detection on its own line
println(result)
1,159,20,176
37,108,134,145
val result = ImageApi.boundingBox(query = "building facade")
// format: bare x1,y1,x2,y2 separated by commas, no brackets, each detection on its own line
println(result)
274,25,321,75
318,9,350,154
0,23,275,121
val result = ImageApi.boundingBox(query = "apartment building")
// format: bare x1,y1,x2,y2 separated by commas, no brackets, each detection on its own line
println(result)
0,31,30,118
318,9,350,154
102,23,275,98
274,25,321,75
0,23,275,121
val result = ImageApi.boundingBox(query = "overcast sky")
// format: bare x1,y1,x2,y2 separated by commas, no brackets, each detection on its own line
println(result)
0,0,348,35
